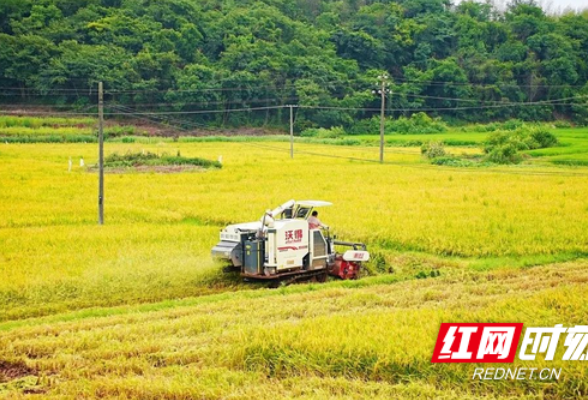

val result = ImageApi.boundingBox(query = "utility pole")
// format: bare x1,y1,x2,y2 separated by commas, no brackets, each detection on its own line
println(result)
373,75,390,163
98,82,104,225
289,105,295,159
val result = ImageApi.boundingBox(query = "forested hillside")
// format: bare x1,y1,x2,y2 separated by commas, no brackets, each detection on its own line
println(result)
1,0,588,128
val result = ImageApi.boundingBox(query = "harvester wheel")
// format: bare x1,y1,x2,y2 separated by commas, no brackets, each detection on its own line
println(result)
268,281,279,289
316,271,328,283
268,279,287,289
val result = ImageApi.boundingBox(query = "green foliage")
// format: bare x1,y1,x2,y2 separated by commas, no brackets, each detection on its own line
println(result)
103,125,136,138
486,143,524,164
473,120,525,132
349,113,447,135
1,0,588,127
300,126,345,138
530,128,558,148
502,119,525,131
420,141,446,159
363,251,391,275
346,118,376,135
415,269,441,279
471,123,501,132
483,127,558,164
0,135,96,143
484,131,525,153
484,128,558,153
104,151,221,169
389,112,448,134
554,120,572,129
0,116,95,128
430,156,485,167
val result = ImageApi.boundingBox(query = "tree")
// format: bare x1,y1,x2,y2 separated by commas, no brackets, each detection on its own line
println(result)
0,34,55,94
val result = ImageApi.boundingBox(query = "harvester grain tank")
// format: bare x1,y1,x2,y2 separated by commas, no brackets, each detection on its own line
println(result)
211,200,369,283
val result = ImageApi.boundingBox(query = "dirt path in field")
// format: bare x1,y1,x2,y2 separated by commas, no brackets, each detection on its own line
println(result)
0,360,36,382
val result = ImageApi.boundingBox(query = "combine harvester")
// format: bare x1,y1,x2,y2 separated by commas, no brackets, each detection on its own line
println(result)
212,200,370,285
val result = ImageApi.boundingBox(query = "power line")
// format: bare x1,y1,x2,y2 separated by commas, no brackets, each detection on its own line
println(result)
393,77,588,89
298,100,579,113
104,86,298,94
399,93,587,104
108,105,205,133
105,105,284,116
2,102,587,177
104,96,303,108
110,93,583,109
109,104,212,130
1,100,580,118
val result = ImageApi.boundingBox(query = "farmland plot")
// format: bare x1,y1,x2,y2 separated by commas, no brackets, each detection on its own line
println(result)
1,140,588,398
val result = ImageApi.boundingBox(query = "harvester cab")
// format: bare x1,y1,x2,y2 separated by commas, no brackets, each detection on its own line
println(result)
211,200,369,283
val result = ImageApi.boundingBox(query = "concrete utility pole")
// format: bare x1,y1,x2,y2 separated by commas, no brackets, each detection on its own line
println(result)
98,82,104,225
289,105,295,159
373,75,391,163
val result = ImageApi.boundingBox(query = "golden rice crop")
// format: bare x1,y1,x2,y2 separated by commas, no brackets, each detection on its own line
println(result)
1,261,588,398
1,141,588,320
2,142,587,257
2,139,588,398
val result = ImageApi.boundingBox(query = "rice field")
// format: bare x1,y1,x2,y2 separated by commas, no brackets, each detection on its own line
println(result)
2,125,588,398
0,116,96,129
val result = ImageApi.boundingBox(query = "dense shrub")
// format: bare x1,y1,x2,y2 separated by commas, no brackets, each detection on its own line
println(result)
104,151,221,168
483,128,558,164
472,123,501,132
421,141,446,159
485,128,558,152
530,129,558,148
470,119,552,133
484,131,526,153
389,112,447,134
346,118,376,135
502,119,525,131
348,112,447,135
300,126,345,138
486,143,524,164
104,126,136,138
300,128,318,137
554,120,572,129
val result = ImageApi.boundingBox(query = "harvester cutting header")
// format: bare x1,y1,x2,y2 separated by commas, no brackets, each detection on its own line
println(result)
212,200,370,284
